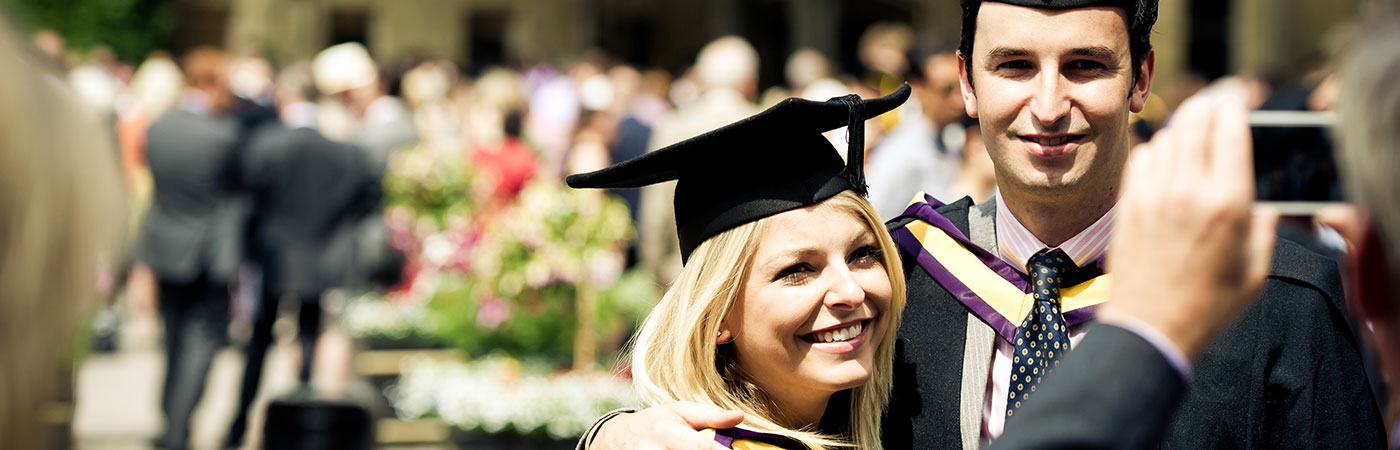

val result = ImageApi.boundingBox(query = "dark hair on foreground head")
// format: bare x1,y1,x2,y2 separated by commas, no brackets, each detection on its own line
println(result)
958,0,1158,90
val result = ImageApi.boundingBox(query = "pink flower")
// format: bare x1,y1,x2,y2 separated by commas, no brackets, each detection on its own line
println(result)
477,297,511,329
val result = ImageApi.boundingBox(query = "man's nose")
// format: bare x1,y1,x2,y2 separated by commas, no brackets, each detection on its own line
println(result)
1030,68,1071,128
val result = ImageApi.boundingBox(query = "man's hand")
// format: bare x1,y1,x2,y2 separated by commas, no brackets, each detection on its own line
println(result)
1101,92,1279,361
591,402,744,450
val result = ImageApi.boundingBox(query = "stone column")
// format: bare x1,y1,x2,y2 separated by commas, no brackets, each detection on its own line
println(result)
369,0,463,63
1152,0,1189,99
1231,0,1286,77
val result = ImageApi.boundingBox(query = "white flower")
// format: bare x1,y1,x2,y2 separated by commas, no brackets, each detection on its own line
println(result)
389,357,639,438
422,233,455,267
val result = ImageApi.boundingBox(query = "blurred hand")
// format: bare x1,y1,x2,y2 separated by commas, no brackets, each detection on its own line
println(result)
1100,92,1279,361
1316,204,1364,252
591,402,744,450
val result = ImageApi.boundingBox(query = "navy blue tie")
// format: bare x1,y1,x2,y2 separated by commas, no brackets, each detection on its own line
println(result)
1007,248,1074,417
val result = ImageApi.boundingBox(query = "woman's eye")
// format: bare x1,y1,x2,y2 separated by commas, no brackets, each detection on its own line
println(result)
850,245,885,266
775,263,815,283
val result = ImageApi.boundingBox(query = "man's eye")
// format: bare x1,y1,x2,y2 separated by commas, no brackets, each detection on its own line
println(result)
997,60,1032,71
1068,60,1107,72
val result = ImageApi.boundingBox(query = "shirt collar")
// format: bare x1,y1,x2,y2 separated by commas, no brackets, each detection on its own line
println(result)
993,191,1117,273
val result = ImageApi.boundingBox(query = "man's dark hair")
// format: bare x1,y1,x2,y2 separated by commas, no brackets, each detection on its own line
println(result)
958,0,1157,90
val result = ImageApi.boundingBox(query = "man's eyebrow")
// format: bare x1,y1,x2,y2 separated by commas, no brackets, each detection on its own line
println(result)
984,47,1029,60
1067,46,1121,60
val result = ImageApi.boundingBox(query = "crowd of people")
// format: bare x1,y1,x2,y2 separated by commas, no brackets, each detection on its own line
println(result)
1,0,1394,449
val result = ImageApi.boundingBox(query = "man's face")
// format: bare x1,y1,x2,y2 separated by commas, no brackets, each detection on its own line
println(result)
919,53,966,128
959,3,1152,201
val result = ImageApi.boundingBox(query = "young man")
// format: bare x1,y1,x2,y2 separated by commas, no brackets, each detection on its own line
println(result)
584,1,1383,448
991,4,1400,448
882,0,1379,448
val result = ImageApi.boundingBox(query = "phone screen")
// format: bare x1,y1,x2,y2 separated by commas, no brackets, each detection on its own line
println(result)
1250,110,1344,215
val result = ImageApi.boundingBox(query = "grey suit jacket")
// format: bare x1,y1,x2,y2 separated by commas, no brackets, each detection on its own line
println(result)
989,323,1186,450
135,109,246,284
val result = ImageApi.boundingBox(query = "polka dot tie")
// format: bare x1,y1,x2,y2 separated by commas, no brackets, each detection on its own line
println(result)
1006,248,1074,418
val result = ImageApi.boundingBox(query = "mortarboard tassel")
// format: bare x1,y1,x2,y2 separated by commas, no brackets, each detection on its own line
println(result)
837,94,868,196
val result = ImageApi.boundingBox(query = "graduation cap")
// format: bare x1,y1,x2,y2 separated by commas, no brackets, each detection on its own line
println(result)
567,85,911,263
961,0,1143,8
960,0,1157,25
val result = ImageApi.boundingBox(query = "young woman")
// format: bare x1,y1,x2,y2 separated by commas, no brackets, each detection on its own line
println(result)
569,85,910,449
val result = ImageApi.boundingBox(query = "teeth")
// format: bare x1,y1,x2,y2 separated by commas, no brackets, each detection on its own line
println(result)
1037,136,1069,146
813,322,864,343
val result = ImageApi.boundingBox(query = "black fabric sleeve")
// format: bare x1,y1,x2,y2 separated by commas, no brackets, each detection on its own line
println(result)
991,323,1187,450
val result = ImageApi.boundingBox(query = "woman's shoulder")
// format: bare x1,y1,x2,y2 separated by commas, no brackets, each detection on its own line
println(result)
704,427,811,450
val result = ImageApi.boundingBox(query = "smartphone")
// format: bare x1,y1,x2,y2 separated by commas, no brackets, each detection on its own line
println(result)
1250,110,1345,216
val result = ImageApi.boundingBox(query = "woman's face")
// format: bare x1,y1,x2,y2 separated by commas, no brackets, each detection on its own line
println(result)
724,201,894,412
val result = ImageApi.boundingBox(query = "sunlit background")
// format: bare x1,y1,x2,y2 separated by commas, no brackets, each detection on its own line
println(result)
0,0,1366,448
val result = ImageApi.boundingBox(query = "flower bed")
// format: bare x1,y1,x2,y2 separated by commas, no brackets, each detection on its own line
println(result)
389,356,638,440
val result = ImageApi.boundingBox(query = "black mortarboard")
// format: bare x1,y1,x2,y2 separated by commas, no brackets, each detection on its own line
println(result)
960,0,1157,26
567,85,911,263
961,0,1136,8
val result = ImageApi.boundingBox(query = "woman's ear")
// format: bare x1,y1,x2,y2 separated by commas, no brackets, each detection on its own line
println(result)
717,328,733,345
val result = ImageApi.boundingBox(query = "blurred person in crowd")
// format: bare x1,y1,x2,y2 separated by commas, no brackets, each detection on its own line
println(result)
527,51,610,174
115,51,186,343
229,53,275,106
133,46,245,450
470,67,538,209
117,51,184,213
866,35,970,218
947,119,996,203
68,44,124,120
1325,5,1400,446
760,48,836,107
571,87,911,450
0,17,127,449
787,48,835,97
639,35,760,286
584,0,1382,448
605,64,663,253
858,22,915,130
312,42,418,171
401,59,462,150
223,62,384,449
31,28,66,70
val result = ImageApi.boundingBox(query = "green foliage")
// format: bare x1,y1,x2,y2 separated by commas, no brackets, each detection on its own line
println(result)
367,144,659,366
1,0,175,61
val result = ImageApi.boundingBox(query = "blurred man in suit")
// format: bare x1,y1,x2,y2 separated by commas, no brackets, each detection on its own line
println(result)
312,42,418,172
223,63,384,449
637,36,761,285
135,47,244,450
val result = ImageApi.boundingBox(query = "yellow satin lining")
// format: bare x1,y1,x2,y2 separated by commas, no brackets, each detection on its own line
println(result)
700,429,805,450
903,219,1114,325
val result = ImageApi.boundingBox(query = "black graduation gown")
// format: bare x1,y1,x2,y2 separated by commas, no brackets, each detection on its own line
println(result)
881,197,1385,449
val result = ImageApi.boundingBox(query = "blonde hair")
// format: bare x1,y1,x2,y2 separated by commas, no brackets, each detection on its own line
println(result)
0,19,128,448
629,191,906,449
1338,3,1400,293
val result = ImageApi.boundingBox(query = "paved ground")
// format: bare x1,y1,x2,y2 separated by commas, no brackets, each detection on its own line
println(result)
73,311,310,450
